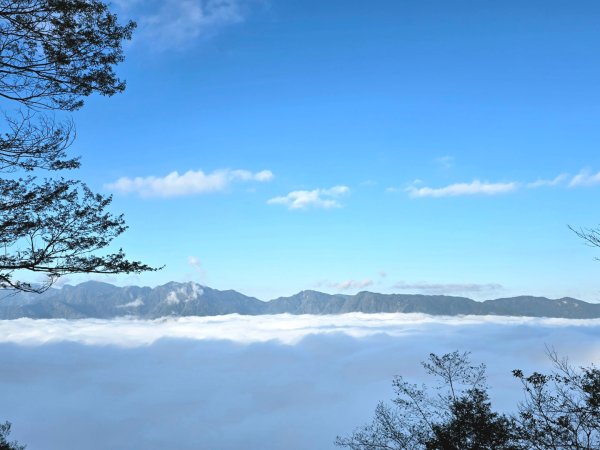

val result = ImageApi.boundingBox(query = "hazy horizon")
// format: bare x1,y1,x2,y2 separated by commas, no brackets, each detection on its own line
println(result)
28,279,600,303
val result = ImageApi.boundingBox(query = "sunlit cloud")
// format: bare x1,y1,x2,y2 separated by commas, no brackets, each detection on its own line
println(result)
105,168,273,198
406,180,519,198
1,314,598,347
268,185,349,210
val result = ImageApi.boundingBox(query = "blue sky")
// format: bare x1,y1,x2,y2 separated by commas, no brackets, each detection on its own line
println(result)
62,0,600,300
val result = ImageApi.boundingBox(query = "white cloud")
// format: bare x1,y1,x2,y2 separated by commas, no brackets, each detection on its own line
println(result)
252,170,274,182
165,291,180,305
187,256,207,281
180,282,204,301
0,314,597,347
188,256,201,268
126,0,250,50
402,170,600,198
527,174,569,188
393,281,504,296
569,169,600,187
406,180,519,198
105,168,273,198
163,284,204,305
268,185,349,210
117,298,144,308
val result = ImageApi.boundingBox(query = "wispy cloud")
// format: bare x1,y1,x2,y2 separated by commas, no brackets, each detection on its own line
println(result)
316,279,374,291
406,180,519,198
569,169,600,187
393,281,504,296
403,169,600,199
118,0,252,50
527,174,569,189
106,168,273,198
187,256,206,281
504,170,600,190
268,185,349,210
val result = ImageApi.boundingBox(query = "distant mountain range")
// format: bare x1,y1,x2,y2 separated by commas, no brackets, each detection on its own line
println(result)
0,281,598,320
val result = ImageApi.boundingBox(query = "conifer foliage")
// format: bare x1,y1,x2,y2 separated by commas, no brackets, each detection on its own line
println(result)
0,0,156,293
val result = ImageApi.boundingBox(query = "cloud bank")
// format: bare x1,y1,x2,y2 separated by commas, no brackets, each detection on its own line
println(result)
1,314,598,347
268,185,349,210
105,168,273,198
2,315,599,450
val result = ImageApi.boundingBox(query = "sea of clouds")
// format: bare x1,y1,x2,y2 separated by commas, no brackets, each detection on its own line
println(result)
1,313,599,450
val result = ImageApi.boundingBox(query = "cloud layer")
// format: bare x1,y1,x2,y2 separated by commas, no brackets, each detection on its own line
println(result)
105,168,273,198
268,185,349,210
1,314,598,347
2,315,599,450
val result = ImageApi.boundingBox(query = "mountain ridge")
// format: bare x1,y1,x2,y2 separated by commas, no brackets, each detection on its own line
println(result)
0,281,597,320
